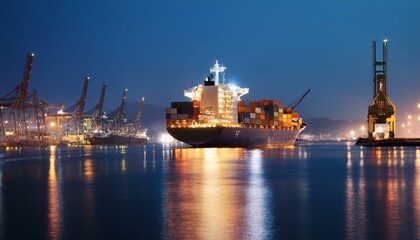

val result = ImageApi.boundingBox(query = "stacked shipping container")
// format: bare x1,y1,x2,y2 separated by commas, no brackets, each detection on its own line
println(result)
237,100,301,129
166,99,302,130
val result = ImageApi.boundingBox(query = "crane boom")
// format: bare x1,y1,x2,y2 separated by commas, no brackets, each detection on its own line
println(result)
134,97,145,131
16,53,35,107
116,88,127,123
76,77,89,117
285,89,311,113
94,84,107,120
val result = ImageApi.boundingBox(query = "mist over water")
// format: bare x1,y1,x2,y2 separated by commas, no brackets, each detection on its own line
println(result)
0,143,419,239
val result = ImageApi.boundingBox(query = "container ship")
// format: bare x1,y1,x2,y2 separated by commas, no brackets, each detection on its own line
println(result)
165,61,308,148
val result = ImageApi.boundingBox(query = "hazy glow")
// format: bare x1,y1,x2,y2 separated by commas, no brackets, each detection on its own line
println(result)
160,133,175,143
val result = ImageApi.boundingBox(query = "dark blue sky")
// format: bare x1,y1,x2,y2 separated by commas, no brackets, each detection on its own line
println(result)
1,0,420,120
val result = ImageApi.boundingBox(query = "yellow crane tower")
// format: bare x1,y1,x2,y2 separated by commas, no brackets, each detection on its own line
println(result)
367,39,396,138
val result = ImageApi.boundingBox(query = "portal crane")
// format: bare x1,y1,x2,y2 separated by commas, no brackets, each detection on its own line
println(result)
367,40,396,138
284,89,311,114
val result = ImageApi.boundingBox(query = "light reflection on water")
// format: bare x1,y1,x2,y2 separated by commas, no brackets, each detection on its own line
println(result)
164,148,252,239
345,145,367,240
345,146,420,240
48,146,61,240
0,144,420,239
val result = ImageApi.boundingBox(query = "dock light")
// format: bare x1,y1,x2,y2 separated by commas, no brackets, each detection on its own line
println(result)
383,39,388,43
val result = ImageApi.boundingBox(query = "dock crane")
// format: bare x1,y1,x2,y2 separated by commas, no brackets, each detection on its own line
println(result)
60,77,90,134
1,53,61,144
284,89,311,114
94,84,107,121
0,53,34,141
84,84,107,132
116,88,127,125
106,88,128,132
367,40,396,138
134,97,145,132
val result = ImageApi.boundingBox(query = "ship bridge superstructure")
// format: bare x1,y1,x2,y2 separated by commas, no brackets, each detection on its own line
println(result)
184,61,249,125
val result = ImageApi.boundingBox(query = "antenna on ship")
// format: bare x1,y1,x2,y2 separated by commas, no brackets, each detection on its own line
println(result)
222,72,226,85
210,60,226,86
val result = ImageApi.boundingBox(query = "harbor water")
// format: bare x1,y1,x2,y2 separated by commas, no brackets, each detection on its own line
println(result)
1,142,420,239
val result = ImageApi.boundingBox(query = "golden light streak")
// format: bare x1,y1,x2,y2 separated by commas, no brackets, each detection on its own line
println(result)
48,146,61,240
165,148,251,239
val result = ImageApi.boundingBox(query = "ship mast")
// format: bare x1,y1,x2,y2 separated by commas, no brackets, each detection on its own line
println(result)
210,60,226,86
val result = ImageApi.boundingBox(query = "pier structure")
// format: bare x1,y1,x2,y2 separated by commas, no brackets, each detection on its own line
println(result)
367,39,396,139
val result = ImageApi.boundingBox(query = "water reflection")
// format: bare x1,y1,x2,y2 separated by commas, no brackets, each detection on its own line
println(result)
0,152,3,237
82,148,96,235
246,149,272,239
3,144,420,239
48,146,62,240
416,149,420,235
345,146,367,240
346,147,420,239
164,148,271,239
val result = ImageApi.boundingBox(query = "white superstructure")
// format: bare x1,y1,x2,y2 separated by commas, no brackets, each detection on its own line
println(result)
184,61,249,124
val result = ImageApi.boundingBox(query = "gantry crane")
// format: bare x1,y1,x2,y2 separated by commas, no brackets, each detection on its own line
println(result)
60,77,90,134
0,53,61,144
106,88,128,132
367,40,396,138
0,53,34,140
84,84,107,132
94,84,107,121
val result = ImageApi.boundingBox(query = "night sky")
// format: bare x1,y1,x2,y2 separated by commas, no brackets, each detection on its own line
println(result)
1,0,420,121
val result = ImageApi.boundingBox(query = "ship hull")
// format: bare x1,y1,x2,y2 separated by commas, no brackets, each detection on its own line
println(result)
167,126,305,148
87,134,147,146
